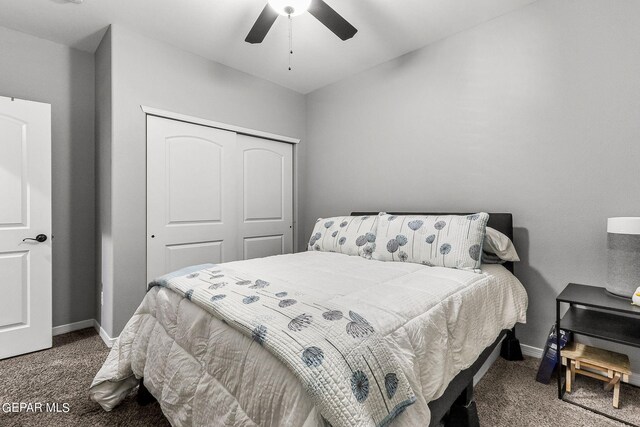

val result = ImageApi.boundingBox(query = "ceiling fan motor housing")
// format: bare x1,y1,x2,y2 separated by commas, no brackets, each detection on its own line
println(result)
268,0,311,17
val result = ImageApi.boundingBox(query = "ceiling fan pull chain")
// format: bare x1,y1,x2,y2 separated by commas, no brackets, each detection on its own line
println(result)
288,14,293,71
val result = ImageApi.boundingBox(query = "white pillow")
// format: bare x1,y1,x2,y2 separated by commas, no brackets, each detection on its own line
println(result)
483,227,520,262
308,216,379,259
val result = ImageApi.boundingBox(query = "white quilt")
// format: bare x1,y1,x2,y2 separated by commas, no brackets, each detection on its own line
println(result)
90,251,527,426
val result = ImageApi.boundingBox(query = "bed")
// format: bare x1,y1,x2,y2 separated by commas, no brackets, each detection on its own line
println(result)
90,212,527,427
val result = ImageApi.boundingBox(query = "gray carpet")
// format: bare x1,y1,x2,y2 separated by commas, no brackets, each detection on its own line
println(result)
477,356,638,427
0,329,169,427
0,329,633,426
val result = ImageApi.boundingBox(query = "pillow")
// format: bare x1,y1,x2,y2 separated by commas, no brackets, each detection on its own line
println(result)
372,212,489,272
308,215,379,259
483,226,520,262
481,251,506,264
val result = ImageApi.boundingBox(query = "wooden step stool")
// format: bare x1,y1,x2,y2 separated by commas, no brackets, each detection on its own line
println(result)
561,342,630,408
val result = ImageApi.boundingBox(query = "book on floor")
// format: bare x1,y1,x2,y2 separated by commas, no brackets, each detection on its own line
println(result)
536,324,571,384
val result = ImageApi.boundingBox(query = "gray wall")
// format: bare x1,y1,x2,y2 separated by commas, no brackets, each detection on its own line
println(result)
304,0,640,350
0,26,96,328
94,27,112,331
99,25,306,336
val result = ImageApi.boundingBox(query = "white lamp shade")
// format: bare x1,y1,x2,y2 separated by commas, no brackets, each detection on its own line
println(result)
268,0,312,16
606,217,640,297
608,217,640,235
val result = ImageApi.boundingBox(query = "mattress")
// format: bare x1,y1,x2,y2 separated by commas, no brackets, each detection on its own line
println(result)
90,251,527,426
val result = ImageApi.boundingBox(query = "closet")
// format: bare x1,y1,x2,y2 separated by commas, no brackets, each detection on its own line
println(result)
146,115,293,282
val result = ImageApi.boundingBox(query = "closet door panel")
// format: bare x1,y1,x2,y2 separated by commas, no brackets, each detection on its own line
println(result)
147,116,237,282
243,235,284,260
165,241,223,272
166,136,223,223
237,135,293,260
243,149,284,221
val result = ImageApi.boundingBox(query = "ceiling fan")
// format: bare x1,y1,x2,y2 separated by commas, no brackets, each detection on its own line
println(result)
245,0,358,44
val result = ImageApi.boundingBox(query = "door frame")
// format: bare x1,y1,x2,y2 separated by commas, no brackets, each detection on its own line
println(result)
141,106,300,144
141,105,302,258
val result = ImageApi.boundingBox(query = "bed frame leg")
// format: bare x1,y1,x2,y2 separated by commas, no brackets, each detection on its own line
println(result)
500,327,524,361
446,382,479,427
137,379,156,406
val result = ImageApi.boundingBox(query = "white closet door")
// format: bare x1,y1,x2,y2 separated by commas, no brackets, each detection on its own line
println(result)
147,116,237,282
0,96,52,359
236,134,293,260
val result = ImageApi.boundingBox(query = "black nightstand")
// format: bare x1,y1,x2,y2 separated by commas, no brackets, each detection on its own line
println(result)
556,283,640,408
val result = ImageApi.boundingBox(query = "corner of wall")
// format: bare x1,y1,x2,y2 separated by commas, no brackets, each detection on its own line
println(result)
94,24,114,338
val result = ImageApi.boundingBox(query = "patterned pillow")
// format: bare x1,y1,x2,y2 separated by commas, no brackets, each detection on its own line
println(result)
308,216,379,258
371,213,489,272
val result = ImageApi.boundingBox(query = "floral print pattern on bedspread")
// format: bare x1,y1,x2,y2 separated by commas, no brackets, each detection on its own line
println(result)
149,264,416,427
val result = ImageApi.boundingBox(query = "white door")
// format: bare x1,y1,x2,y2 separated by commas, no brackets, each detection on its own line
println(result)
237,134,293,260
147,116,237,282
0,96,52,359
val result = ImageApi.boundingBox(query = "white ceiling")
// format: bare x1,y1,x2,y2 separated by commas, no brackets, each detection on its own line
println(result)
0,0,538,93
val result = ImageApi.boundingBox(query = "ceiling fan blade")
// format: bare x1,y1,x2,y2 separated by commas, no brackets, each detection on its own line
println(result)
245,4,279,44
308,0,357,41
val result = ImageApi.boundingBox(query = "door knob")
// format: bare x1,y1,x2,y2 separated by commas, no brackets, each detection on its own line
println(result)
23,234,48,243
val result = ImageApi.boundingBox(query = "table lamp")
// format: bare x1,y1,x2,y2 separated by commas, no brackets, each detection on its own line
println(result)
606,217,640,298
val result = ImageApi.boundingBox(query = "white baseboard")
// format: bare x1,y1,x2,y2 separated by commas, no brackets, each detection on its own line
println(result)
52,319,95,336
474,340,503,385
474,335,540,385
93,319,117,348
521,343,544,359
52,319,117,348
628,374,640,387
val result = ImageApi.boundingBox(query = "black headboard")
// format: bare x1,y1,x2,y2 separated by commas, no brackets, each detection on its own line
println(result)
351,212,515,274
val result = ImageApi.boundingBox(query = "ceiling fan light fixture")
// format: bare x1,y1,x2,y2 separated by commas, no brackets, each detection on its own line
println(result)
267,0,311,17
